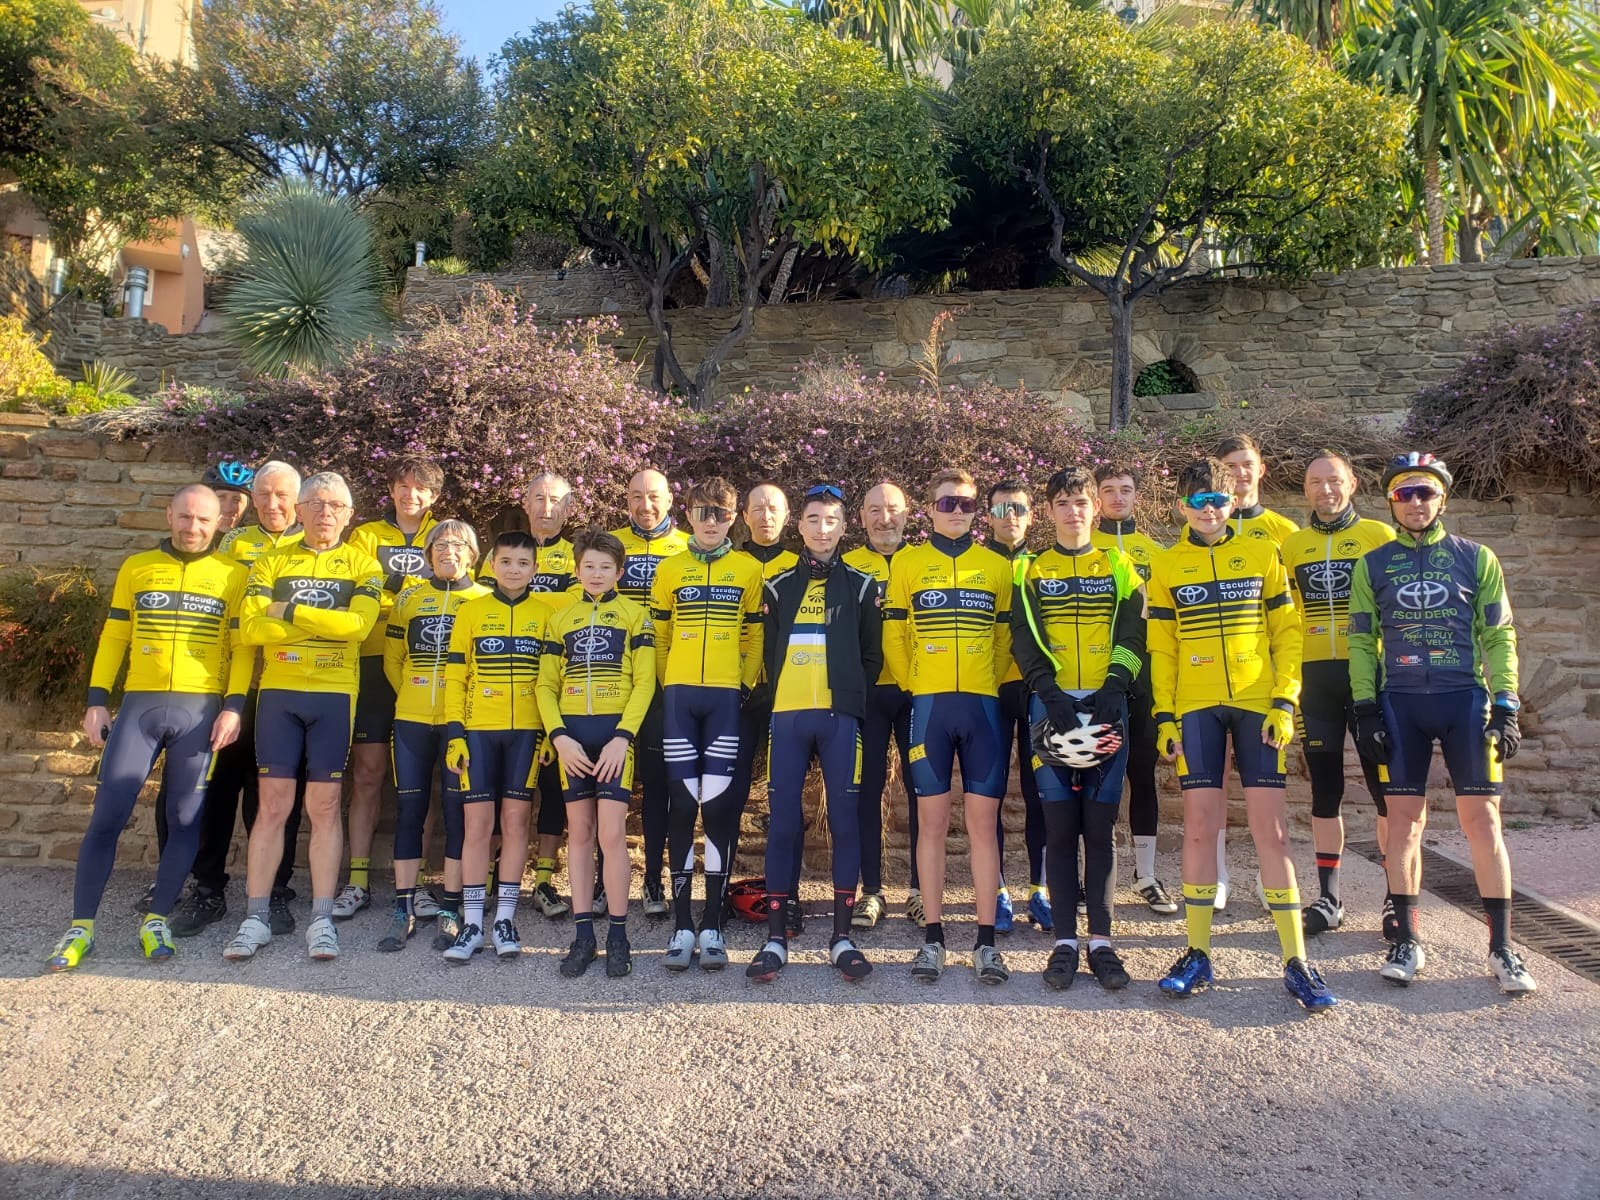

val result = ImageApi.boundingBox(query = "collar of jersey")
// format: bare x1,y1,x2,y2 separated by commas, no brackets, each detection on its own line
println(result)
743,540,788,563
532,532,567,549
1097,516,1137,536
1184,526,1237,548
631,517,676,540
929,531,973,557
994,539,1030,561
581,588,619,604
427,576,470,592
1395,521,1448,548
1233,503,1266,520
160,537,212,564
254,522,301,541
1310,506,1359,534
1051,541,1096,558
492,586,532,605
689,538,732,563
383,511,434,539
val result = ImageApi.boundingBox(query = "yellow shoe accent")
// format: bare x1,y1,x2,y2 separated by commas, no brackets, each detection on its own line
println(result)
47,924,95,972
140,916,175,961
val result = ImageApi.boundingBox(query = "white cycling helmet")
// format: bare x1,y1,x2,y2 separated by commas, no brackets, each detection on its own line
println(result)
1031,712,1120,770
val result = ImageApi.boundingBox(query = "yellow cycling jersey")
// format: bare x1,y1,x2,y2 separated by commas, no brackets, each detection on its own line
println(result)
1091,519,1165,583
992,542,1032,685
348,513,439,658
240,540,384,694
1230,504,1299,548
843,543,905,687
445,588,547,732
612,523,691,604
649,548,766,690
217,522,303,566
772,578,832,713
536,589,657,736
1014,544,1144,694
883,535,1013,698
1282,514,1396,663
1147,528,1301,720
87,542,252,707
383,576,491,725
744,542,800,581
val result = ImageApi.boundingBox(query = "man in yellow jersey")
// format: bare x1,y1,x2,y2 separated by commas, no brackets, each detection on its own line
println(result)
172,461,306,938
441,531,547,963
611,468,690,916
1281,450,1394,938
746,484,880,984
1148,459,1335,1010
47,486,251,972
338,457,443,920
886,468,1014,985
378,521,488,952
843,481,917,931
726,481,797,890
1011,467,1145,991
1091,463,1176,915
520,472,579,921
540,529,656,979
985,479,1044,933
222,472,383,964
650,478,765,971
1213,433,1298,907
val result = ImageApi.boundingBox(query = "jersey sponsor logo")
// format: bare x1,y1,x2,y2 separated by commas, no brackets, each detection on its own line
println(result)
1175,584,1209,605
384,548,427,576
1305,566,1350,594
479,637,506,653
291,586,337,608
918,589,947,607
1396,580,1449,610
1428,547,1454,570
571,632,610,655
417,616,451,649
136,590,173,609
1038,578,1071,596
1338,539,1361,556
679,586,702,601
1229,556,1248,570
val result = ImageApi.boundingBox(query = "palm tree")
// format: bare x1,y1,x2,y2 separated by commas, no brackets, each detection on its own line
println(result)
1233,1,1360,54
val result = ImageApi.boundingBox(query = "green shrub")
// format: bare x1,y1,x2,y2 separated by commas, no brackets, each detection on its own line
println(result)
427,256,472,276
0,315,60,403
0,568,106,712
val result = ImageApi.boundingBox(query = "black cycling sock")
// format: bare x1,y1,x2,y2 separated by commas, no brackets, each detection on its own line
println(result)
701,872,728,933
925,921,945,946
766,891,788,942
442,888,463,914
975,923,996,949
395,886,415,916
1482,896,1511,952
1316,853,1342,908
573,911,594,943
606,915,628,945
670,869,694,930
1392,893,1419,942
833,889,854,940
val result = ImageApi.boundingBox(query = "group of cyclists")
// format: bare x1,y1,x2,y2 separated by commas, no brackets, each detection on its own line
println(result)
47,432,1540,1006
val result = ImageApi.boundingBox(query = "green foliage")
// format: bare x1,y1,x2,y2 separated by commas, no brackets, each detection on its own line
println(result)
1133,360,1197,397
78,361,136,399
218,180,389,378
426,256,472,276
0,315,57,400
0,567,105,711
475,0,954,406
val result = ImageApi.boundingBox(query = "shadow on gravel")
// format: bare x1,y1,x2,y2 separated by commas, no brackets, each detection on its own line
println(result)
0,1163,604,1200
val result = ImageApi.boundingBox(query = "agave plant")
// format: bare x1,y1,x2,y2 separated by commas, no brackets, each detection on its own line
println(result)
219,179,389,378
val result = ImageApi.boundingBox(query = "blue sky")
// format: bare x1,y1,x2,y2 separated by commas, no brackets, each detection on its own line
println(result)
437,0,573,67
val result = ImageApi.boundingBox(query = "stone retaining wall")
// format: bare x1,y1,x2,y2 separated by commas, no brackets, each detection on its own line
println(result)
41,300,248,397
403,265,645,321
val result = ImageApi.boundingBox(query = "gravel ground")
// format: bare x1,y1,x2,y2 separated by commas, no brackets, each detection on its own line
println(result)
1429,822,1600,928
2,849,1597,1200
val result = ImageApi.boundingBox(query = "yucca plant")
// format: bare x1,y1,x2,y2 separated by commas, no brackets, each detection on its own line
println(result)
78,360,137,398
220,179,389,378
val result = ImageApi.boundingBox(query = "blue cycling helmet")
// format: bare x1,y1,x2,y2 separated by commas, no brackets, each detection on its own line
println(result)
203,459,256,495
1380,451,1453,496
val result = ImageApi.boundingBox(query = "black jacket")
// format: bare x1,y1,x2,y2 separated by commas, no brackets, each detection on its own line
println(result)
759,559,882,722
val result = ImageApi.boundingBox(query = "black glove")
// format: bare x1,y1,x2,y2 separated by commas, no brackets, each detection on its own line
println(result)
1353,701,1389,765
1038,685,1078,730
1486,705,1521,761
1088,685,1128,730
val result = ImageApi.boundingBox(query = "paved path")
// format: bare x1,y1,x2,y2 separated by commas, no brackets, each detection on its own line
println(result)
2,850,1597,1199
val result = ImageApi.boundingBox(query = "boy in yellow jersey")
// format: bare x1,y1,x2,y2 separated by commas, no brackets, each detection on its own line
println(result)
48,486,251,972
223,473,383,965
650,478,765,971
611,468,690,916
745,484,881,984
1011,467,1145,991
885,468,1014,985
540,529,656,979
441,531,547,964
339,457,443,920
1148,459,1334,1010
1281,450,1394,938
377,521,488,953
985,479,1044,933
1090,463,1176,915
843,481,918,929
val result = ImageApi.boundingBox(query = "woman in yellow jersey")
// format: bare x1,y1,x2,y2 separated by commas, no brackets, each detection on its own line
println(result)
377,521,488,953
1148,459,1335,1011
539,529,656,979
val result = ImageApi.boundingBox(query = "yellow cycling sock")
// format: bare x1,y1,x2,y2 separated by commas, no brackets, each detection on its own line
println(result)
349,857,370,889
1029,883,1046,898
1182,883,1217,954
1264,887,1306,964
535,857,556,886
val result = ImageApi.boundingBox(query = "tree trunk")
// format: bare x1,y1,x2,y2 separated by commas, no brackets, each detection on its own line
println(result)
1422,145,1446,266
705,231,731,308
1107,287,1136,432
1458,193,1485,264
646,280,695,402
766,245,799,304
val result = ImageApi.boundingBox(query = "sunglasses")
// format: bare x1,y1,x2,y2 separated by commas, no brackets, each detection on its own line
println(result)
933,496,980,515
805,483,844,501
691,505,733,524
1389,484,1442,503
989,501,1030,519
1182,492,1231,511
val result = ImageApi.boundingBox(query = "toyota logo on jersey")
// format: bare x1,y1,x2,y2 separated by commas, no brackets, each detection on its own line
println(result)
1175,585,1209,605
291,586,336,608
418,617,451,648
386,549,427,575
1397,580,1450,610
918,590,948,607
1038,578,1070,596
479,637,506,653
680,586,702,601
136,591,172,609
571,633,610,655
1306,567,1351,594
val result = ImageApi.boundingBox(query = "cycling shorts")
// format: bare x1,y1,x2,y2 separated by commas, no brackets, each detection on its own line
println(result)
1298,659,1357,756
256,689,354,783
557,715,634,805
391,719,458,804
908,693,1005,799
351,655,396,744
460,728,542,805
1177,705,1286,790
1381,687,1501,798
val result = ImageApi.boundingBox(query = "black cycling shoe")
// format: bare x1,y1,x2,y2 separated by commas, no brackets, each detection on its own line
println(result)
605,938,633,978
560,938,598,978
171,886,227,937
1043,943,1080,990
1087,945,1131,990
268,888,296,935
